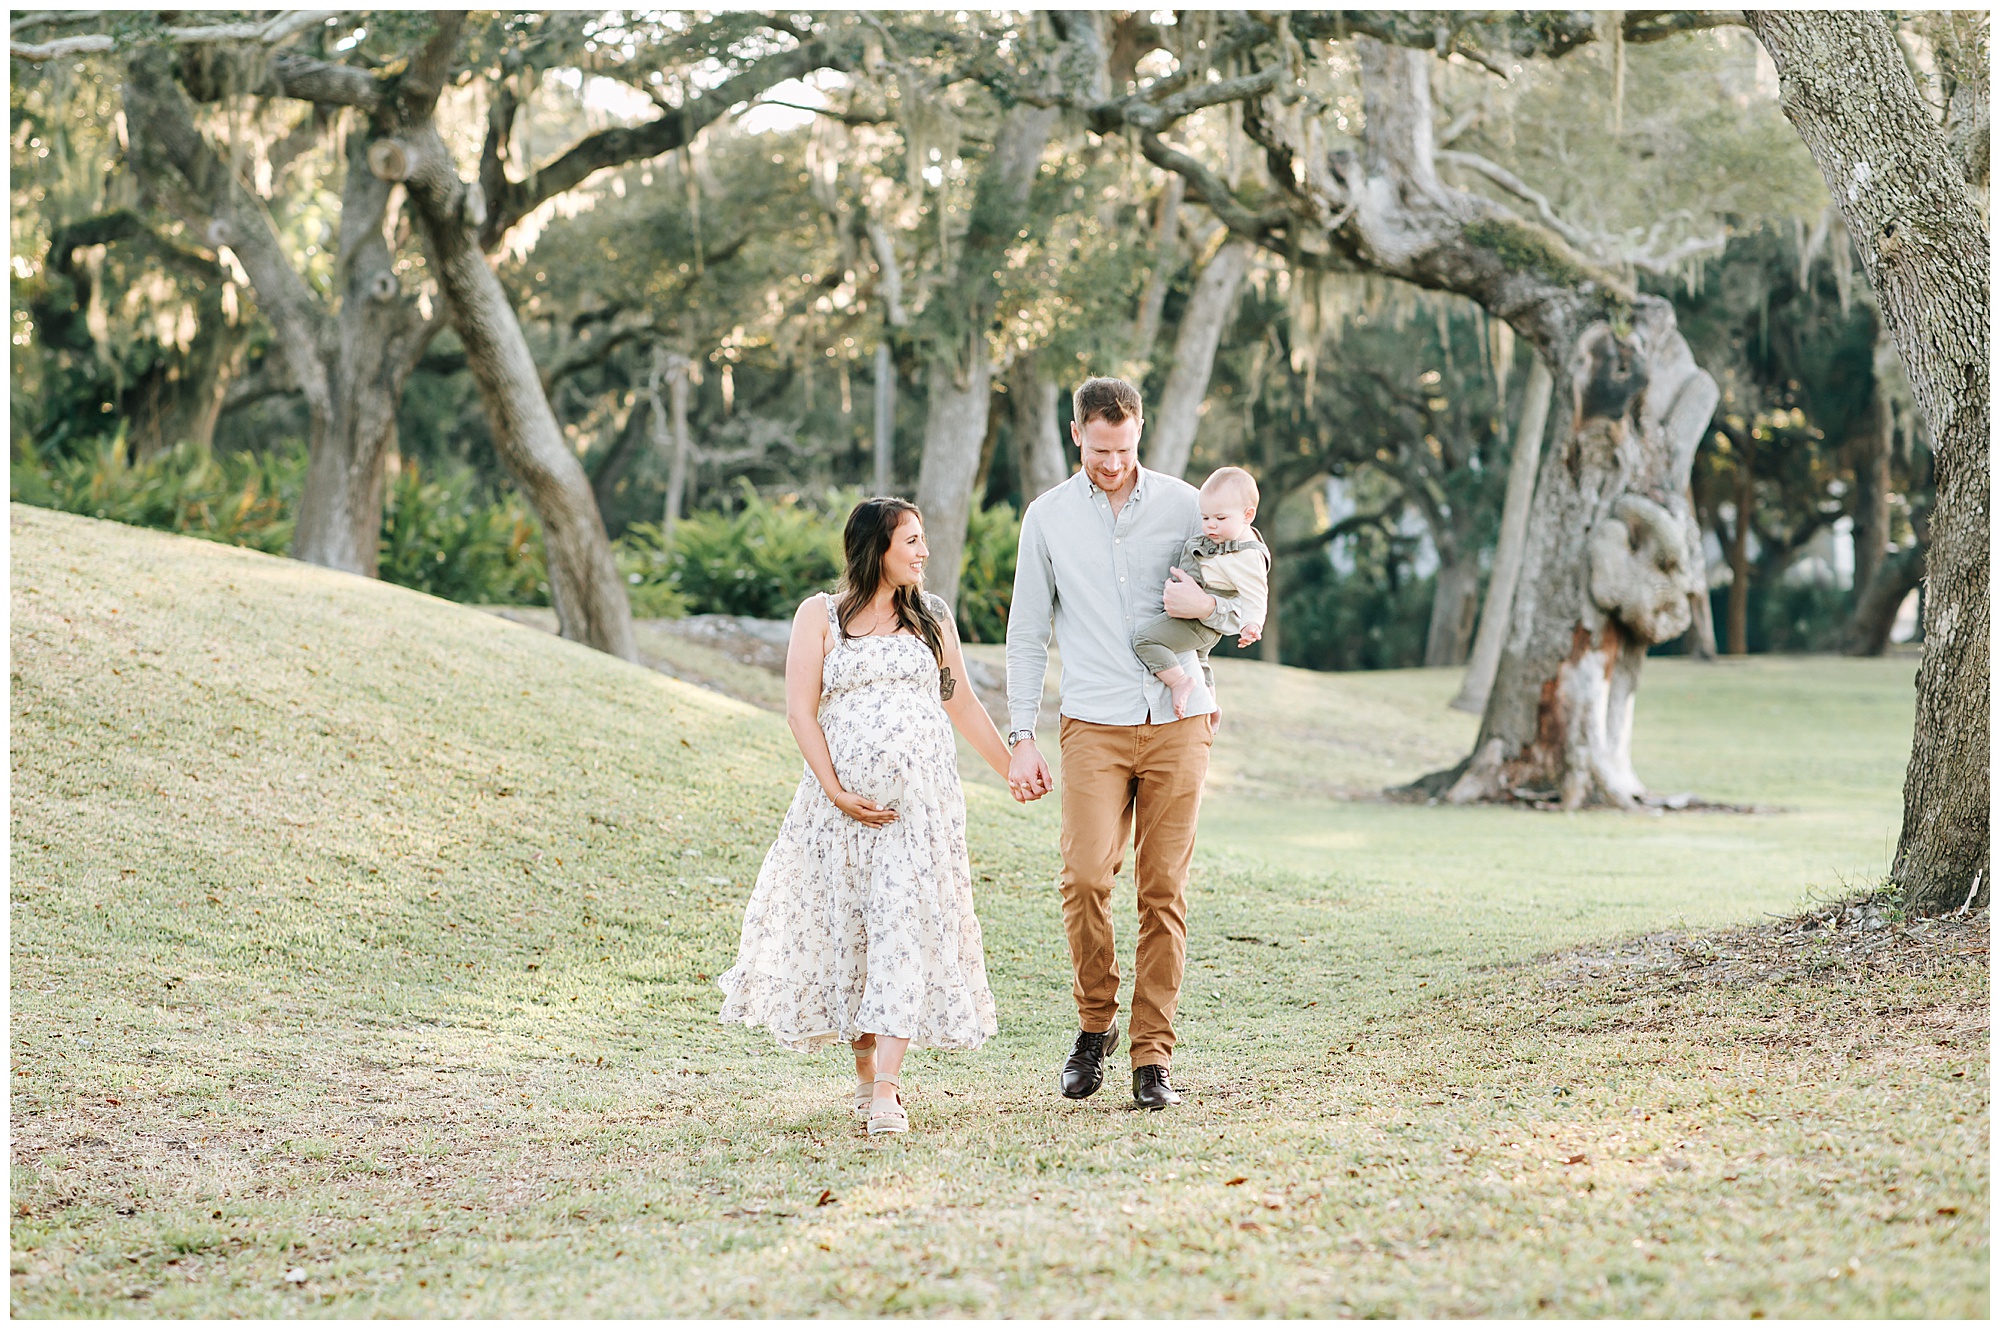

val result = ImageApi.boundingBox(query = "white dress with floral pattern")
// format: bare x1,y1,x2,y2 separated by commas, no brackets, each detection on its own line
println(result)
716,593,998,1052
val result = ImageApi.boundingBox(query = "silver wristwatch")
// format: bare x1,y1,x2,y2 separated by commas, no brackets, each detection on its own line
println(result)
1006,728,1036,749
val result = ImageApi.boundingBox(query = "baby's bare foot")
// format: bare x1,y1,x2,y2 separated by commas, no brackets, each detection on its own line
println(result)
1169,676,1194,719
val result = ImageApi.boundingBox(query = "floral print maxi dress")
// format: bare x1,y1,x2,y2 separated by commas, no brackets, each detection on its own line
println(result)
717,593,998,1052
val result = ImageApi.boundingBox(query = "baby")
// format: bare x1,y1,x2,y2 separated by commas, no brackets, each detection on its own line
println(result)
1133,466,1270,718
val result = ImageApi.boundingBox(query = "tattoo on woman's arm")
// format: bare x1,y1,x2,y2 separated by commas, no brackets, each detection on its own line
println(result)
939,667,956,701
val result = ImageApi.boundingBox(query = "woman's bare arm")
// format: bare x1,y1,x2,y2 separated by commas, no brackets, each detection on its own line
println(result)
935,610,1014,785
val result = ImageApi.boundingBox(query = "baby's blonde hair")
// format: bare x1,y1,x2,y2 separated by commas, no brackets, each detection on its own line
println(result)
1200,466,1259,511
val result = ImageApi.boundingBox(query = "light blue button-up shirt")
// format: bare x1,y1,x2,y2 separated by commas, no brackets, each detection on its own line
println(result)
1006,467,1247,733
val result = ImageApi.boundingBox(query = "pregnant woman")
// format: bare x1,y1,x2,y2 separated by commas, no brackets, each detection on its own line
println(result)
717,497,1017,1135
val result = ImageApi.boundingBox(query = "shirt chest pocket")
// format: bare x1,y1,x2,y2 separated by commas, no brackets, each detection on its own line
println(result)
1136,536,1191,587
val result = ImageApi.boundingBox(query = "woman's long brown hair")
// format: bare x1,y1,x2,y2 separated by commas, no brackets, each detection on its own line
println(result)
834,497,947,665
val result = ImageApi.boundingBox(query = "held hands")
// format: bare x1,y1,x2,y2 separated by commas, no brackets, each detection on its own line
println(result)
830,789,898,827
1007,740,1053,803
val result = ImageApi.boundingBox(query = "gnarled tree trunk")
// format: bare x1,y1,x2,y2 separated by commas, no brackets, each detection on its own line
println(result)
123,50,435,578
379,18,636,661
1748,10,1990,912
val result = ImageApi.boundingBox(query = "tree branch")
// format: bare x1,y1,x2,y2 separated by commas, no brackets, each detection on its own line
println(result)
484,38,842,245
1436,149,1594,250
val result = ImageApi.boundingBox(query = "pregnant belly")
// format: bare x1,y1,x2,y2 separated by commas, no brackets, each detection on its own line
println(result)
821,692,945,809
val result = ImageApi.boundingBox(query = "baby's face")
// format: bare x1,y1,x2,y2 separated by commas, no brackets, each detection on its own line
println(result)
1200,498,1254,542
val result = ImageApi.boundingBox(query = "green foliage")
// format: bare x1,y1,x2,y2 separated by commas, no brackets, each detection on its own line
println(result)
11,433,300,554
1276,552,1437,672
619,484,1018,628
955,500,1020,643
377,460,549,607
621,483,844,620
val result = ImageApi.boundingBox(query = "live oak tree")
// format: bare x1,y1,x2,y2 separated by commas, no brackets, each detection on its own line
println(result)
15,10,857,658
1069,13,1727,808
1746,9,1990,913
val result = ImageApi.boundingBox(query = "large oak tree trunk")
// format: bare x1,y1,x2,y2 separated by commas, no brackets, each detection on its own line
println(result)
294,128,432,576
1106,34,1718,806
390,117,638,661
1311,40,1717,808
914,331,996,607
124,50,435,578
914,97,1059,611
1445,304,1717,808
1749,10,1990,912
1145,237,1252,478
1010,356,1069,501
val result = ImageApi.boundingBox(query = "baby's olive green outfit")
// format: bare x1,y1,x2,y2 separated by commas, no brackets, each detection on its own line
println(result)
1131,533,1271,675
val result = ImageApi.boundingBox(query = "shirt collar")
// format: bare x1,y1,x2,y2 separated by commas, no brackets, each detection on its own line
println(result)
1085,466,1148,507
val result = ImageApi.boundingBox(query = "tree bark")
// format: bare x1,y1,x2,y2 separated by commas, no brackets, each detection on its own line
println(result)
1145,237,1252,478
655,348,693,534
1010,356,1069,501
1452,354,1552,711
122,49,434,578
1424,554,1481,668
388,86,637,660
915,331,996,609
1128,173,1184,369
914,96,1060,612
872,340,896,495
1749,10,1990,911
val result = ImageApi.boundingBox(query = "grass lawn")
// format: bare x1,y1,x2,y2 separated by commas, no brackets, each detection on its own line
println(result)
10,503,1987,1317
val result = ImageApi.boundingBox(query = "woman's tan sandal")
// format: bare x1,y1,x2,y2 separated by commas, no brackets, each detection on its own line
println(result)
866,1072,908,1136
852,1077,875,1119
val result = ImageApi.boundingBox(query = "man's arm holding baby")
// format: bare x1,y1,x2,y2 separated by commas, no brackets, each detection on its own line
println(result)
1161,569,1261,646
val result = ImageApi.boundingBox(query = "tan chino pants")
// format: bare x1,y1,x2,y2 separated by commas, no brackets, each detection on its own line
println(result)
1057,715,1213,1070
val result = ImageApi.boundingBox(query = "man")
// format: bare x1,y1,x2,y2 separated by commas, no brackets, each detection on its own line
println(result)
1003,376,1254,1110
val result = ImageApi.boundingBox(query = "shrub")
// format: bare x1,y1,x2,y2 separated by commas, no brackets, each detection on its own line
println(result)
621,482,845,619
377,459,549,606
956,501,1019,643
12,432,301,555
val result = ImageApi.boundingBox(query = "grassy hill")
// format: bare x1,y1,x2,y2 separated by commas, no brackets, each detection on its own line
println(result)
10,504,1986,1316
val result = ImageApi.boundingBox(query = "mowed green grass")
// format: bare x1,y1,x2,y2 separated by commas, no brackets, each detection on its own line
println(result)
10,504,1987,1317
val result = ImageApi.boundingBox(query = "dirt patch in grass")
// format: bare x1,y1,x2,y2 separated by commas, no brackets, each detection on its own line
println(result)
1552,890,1991,994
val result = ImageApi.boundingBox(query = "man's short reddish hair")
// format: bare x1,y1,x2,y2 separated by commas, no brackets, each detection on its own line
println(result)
1072,376,1144,429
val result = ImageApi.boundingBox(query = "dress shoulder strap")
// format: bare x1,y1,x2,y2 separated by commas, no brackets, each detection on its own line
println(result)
824,591,844,642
